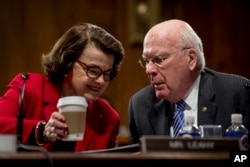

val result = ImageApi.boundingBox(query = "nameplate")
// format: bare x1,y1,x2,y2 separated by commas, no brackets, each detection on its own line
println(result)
140,135,240,152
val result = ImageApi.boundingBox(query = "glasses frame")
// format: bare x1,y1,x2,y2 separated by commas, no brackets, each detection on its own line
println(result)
138,47,192,68
76,60,118,82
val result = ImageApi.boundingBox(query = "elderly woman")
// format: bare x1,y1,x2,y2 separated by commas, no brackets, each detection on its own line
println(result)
0,23,125,152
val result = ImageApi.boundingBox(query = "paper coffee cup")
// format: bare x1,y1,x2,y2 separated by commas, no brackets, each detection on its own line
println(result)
57,96,88,141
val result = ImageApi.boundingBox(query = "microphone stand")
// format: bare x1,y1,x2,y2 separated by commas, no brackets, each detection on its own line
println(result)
15,73,54,166
16,73,28,152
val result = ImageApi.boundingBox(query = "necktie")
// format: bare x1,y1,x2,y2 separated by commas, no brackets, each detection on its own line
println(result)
173,99,186,137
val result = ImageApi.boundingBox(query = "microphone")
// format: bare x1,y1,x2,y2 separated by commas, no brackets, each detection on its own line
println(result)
17,72,29,152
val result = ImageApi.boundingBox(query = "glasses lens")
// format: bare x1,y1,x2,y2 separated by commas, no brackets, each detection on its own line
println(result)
87,66,117,82
152,56,165,66
138,58,147,68
87,67,102,78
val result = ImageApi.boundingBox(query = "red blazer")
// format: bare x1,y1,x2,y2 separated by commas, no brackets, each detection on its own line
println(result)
0,73,120,152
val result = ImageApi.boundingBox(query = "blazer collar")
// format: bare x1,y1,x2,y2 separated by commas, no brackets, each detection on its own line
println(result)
43,78,60,121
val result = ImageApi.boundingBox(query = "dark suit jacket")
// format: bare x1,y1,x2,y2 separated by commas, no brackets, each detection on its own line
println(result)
0,73,120,152
128,68,250,144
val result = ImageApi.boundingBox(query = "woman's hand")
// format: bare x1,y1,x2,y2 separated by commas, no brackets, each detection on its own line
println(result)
44,112,68,142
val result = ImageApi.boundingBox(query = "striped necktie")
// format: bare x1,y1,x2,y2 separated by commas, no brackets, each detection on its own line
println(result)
173,99,186,137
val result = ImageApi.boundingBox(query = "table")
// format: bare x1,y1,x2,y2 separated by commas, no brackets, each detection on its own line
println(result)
0,151,232,167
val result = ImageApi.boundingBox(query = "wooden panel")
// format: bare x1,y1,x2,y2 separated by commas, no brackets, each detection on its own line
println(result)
0,0,250,137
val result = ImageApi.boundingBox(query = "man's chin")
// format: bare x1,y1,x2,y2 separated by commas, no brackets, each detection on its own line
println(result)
155,91,167,99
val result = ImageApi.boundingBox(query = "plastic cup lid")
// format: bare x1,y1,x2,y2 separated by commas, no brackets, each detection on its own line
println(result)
57,96,87,107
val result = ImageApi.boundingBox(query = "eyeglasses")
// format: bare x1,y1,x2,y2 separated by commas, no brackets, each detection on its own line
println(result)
138,47,191,68
138,56,167,68
76,60,118,82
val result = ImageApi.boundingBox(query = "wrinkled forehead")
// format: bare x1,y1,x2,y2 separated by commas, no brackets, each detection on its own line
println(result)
143,30,178,56
145,27,180,45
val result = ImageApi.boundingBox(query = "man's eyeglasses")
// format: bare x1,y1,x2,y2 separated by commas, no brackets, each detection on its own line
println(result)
76,60,118,82
138,47,192,68
138,56,167,68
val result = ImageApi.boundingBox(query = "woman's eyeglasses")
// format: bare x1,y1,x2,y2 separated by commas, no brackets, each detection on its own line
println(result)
76,60,118,82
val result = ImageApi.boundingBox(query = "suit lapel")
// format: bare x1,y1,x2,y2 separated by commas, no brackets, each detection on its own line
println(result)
198,70,218,125
149,99,172,135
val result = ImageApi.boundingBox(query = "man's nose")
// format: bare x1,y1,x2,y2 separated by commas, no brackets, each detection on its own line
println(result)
146,61,158,74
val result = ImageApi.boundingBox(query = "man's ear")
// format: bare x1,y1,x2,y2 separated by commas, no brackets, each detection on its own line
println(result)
187,48,197,70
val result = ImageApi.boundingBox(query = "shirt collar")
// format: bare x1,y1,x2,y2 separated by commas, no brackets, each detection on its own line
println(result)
183,75,200,110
